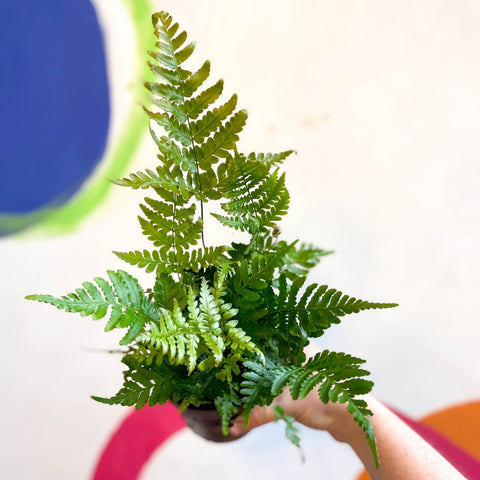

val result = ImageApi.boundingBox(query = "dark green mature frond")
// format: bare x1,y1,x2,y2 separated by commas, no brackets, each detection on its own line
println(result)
265,275,398,338
92,357,173,409
240,360,274,423
195,110,248,169
137,196,203,266
114,246,227,274
277,240,333,278
153,273,188,310
26,270,156,345
272,405,302,449
215,393,241,435
241,351,378,466
213,152,290,236
191,94,238,142
184,79,224,120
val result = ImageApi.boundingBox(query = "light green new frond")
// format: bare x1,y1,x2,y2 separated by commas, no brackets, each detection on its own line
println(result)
136,301,200,373
26,270,156,345
197,280,225,363
224,319,262,360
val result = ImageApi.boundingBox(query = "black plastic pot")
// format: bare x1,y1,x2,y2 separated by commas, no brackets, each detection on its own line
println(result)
180,405,246,442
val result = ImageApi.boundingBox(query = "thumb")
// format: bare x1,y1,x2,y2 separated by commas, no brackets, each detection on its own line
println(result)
229,405,276,436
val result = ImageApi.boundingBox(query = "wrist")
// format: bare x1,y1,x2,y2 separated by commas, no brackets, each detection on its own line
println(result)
325,395,377,445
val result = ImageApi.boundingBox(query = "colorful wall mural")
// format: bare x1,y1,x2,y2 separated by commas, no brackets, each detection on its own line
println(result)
1,1,479,479
0,0,152,236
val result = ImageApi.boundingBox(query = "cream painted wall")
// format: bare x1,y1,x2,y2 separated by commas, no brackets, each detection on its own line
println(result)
1,1,479,478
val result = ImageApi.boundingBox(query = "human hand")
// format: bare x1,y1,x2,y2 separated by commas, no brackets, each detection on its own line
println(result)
229,343,358,442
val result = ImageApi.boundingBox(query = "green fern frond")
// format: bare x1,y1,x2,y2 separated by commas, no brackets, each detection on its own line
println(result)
138,196,203,259
137,301,200,373
241,351,378,465
154,273,188,310
272,405,302,449
144,108,191,146
215,393,241,435
112,167,169,191
277,240,333,278
197,280,225,364
224,320,263,358
182,60,211,97
195,110,248,169
247,150,295,168
26,270,156,345
114,249,163,273
114,246,227,274
92,357,173,409
266,276,398,338
191,94,238,142
240,362,274,424
184,79,224,120
214,153,290,236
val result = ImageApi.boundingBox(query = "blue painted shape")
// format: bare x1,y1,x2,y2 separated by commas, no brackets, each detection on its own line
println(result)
0,0,110,213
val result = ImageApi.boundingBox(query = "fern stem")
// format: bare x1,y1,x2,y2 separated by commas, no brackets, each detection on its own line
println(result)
171,194,180,280
184,113,206,249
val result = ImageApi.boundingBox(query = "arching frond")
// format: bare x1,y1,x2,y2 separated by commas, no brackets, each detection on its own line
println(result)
26,270,156,345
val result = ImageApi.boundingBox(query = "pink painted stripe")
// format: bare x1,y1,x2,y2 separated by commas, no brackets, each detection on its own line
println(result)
390,407,480,480
92,402,186,480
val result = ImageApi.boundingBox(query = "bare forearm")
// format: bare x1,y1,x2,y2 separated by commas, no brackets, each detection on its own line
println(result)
330,396,466,480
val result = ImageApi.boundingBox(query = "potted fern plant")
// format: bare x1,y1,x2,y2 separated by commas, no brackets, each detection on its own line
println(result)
27,11,397,465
